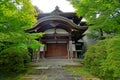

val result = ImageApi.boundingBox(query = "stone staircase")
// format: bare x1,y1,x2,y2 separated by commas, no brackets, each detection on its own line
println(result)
32,59,83,67
23,67,82,80
21,59,83,80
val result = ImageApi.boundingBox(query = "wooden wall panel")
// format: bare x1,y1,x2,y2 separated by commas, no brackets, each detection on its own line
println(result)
46,43,68,58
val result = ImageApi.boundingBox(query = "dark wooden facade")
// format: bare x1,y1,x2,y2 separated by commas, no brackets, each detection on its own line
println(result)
27,6,88,59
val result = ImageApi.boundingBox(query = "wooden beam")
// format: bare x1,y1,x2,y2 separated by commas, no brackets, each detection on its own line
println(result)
40,39,69,42
43,33,71,37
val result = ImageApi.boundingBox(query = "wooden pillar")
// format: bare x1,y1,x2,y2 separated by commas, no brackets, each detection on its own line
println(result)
75,51,77,58
69,40,73,59
67,42,70,59
44,44,46,58
37,47,40,61
40,45,45,59
42,50,45,59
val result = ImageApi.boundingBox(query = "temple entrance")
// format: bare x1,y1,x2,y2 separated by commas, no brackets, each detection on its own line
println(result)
46,43,68,59
26,6,88,60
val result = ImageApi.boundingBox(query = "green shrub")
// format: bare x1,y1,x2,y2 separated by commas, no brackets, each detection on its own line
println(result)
85,37,120,80
0,47,30,73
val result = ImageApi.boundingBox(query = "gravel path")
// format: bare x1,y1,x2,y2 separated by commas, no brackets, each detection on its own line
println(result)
24,67,82,80
22,59,83,80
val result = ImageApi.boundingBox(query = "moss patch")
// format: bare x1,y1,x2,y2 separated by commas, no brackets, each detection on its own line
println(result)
64,66,98,79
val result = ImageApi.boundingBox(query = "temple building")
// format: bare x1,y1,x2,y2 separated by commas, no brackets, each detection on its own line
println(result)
26,6,88,59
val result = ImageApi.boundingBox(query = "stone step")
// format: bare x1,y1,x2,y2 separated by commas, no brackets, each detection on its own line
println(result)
25,59,83,80
23,75,83,80
26,67,83,80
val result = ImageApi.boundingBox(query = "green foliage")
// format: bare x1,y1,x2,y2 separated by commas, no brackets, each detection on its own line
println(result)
34,6,43,16
29,40,43,49
85,37,120,80
0,0,42,52
70,0,120,38
64,66,95,79
70,0,120,79
0,0,43,75
0,47,30,73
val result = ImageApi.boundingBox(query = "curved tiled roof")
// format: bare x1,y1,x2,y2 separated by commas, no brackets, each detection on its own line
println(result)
31,15,86,31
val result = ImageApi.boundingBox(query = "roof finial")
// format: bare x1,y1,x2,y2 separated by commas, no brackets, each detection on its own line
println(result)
51,6,63,15
55,6,59,10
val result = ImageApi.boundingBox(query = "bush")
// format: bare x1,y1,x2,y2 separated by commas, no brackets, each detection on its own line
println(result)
85,37,120,80
0,47,30,73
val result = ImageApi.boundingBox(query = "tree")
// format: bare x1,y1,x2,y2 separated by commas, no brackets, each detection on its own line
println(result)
0,0,43,73
34,6,43,16
0,0,43,51
70,0,120,39
85,37,120,80
69,0,120,79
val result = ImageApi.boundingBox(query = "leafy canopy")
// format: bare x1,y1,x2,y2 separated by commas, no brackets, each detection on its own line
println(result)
69,0,120,79
0,0,43,74
70,0,120,37
85,37,120,80
0,0,43,51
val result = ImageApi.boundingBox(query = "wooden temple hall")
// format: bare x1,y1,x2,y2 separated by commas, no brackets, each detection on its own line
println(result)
27,6,88,59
